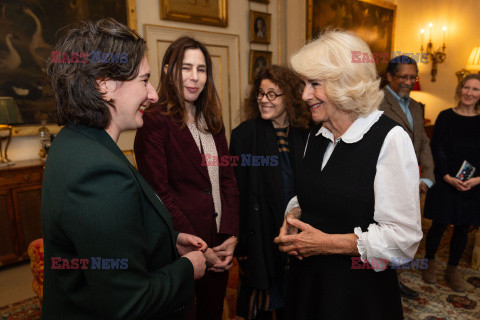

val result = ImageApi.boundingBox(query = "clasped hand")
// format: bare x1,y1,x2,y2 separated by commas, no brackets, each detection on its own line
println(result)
177,233,207,279
274,217,331,260
207,236,238,272
177,234,237,274
444,174,480,192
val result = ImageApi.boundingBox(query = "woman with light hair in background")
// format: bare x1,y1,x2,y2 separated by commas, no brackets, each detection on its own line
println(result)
421,73,480,292
274,30,423,319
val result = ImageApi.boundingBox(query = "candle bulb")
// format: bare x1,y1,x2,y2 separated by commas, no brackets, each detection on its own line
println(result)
442,26,447,46
428,23,433,42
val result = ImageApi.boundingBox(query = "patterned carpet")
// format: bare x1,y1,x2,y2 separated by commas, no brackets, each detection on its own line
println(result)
0,296,40,320
400,217,480,320
1,219,479,319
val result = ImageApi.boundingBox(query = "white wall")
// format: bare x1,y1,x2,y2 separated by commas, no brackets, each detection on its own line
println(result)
9,0,283,161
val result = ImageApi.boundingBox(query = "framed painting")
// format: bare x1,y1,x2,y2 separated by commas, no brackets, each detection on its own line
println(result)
249,10,271,44
160,0,228,27
0,0,137,136
250,0,270,3
307,0,396,73
249,50,272,83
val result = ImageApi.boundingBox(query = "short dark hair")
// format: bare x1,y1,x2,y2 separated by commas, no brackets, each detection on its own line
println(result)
47,18,146,128
244,65,311,129
386,55,419,76
156,36,223,134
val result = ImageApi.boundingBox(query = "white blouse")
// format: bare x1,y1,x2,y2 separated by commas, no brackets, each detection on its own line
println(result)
286,110,423,271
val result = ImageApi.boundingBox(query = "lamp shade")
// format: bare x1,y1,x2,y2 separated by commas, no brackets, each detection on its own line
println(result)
412,80,421,91
0,97,23,125
466,46,480,71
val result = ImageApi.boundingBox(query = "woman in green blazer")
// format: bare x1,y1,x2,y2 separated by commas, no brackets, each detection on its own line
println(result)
41,18,206,319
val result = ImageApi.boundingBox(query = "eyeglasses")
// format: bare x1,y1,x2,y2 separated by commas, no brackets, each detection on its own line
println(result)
256,91,284,101
396,75,418,83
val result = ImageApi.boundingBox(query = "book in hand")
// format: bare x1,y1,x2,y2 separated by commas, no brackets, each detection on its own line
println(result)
455,160,476,181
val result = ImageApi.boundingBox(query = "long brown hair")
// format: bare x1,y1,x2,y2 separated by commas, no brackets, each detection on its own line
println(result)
455,73,480,114
155,36,223,134
244,65,311,129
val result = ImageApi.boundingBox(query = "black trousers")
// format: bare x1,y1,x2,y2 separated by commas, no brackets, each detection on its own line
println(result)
425,221,470,266
185,226,230,320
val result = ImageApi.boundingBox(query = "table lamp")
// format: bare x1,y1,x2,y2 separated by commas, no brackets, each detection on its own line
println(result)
456,46,480,82
0,97,24,166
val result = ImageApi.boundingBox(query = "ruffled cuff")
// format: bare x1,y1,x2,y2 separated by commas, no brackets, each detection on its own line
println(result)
354,227,368,262
354,227,388,272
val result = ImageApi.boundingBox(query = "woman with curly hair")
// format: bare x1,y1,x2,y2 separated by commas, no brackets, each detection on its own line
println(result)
230,65,310,320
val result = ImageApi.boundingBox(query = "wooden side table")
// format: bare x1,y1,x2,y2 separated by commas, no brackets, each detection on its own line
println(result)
0,159,44,267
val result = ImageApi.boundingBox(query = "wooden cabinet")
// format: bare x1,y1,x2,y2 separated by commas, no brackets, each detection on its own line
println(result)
0,160,44,267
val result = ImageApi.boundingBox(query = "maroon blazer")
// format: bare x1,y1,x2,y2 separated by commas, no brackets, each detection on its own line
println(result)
134,106,239,246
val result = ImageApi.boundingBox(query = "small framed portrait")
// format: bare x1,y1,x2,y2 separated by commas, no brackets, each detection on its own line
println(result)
249,50,272,83
249,11,271,44
250,0,270,3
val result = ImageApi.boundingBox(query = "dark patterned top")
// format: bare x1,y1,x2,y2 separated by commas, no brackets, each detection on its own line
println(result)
275,127,289,152
275,127,294,210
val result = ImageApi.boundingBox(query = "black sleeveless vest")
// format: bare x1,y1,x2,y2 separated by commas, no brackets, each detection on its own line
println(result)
298,115,398,234
285,115,404,320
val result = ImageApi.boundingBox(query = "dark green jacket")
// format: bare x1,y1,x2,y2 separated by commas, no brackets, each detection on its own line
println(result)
41,125,194,319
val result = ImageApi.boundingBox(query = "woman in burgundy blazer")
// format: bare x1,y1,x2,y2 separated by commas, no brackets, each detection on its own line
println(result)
134,36,239,320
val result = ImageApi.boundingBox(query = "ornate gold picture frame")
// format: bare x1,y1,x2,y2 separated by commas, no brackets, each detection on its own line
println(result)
249,50,272,83
249,10,271,44
307,0,396,74
160,0,228,27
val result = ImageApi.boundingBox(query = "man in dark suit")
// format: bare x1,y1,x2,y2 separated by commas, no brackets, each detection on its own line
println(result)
42,18,207,319
380,55,435,299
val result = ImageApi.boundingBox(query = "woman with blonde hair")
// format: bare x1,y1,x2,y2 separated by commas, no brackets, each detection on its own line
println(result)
421,73,480,292
274,30,422,319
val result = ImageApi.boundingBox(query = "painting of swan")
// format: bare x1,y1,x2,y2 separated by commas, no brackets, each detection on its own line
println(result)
0,0,134,124
0,33,21,71
22,6,52,72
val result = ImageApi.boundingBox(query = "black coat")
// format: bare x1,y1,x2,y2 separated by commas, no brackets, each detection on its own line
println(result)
229,118,308,289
